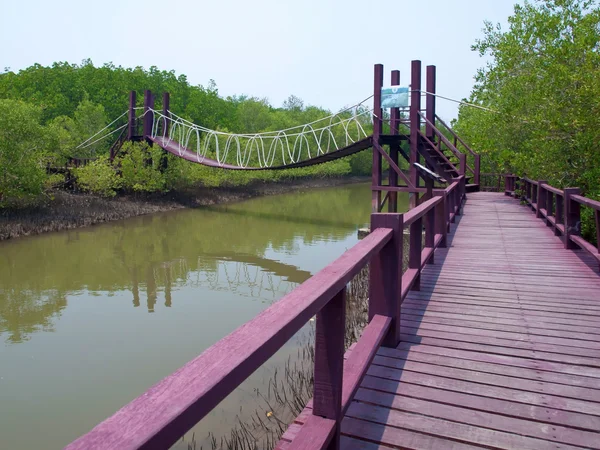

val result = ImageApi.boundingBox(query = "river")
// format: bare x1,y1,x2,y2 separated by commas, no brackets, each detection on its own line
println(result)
0,183,408,449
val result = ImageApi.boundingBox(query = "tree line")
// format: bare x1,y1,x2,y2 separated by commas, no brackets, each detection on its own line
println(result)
453,0,600,239
0,61,373,204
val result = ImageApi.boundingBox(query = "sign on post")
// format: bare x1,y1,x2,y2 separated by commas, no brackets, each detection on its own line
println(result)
381,86,409,108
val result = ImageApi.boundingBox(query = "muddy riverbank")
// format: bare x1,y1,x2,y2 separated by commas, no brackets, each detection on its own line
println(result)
0,176,368,241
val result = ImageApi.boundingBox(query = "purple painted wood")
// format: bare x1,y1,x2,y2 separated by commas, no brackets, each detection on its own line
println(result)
537,181,548,219
425,179,436,265
425,65,436,141
128,91,137,140
435,191,448,248
556,193,564,236
474,154,481,185
409,215,422,291
287,415,336,450
143,90,152,140
388,69,400,212
369,214,403,347
409,60,422,208
372,64,384,212
66,228,392,450
162,92,170,136
313,287,345,450
564,187,581,250
340,315,391,415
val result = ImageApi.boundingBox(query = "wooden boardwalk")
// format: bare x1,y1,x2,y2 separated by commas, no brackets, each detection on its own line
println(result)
280,192,600,450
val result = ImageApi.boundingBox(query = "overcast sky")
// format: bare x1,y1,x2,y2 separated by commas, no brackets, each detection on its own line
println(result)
1,0,519,121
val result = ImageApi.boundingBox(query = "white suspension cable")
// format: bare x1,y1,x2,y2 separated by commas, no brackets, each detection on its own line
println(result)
78,123,128,150
75,111,129,149
417,90,499,113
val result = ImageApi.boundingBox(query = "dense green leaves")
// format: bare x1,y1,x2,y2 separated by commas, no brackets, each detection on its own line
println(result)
0,61,373,203
0,100,54,203
455,0,600,198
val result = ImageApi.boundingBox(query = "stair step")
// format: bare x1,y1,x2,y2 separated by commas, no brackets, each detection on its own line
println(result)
466,183,480,193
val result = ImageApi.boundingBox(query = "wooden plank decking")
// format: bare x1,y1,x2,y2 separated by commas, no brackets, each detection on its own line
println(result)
279,192,600,450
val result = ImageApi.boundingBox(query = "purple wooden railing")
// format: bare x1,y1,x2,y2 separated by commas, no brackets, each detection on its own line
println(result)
504,175,600,269
66,180,465,450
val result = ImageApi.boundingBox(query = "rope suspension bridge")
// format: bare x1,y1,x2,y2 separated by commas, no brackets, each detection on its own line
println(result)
66,61,600,450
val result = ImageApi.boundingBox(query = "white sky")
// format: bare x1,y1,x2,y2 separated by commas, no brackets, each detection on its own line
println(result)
1,0,519,121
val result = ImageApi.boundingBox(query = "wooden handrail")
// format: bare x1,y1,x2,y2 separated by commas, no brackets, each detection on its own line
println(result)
434,114,477,157
418,113,474,176
502,175,600,268
67,181,465,450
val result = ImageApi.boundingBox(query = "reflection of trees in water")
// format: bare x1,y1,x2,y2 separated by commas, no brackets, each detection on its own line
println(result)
0,289,67,344
0,184,375,342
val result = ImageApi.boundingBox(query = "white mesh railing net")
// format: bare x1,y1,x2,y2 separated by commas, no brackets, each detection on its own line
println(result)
147,97,373,168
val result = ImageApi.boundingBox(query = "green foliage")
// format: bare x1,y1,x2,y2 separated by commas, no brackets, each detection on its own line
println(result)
0,60,373,205
118,142,167,193
0,99,52,204
455,0,600,240
74,155,121,197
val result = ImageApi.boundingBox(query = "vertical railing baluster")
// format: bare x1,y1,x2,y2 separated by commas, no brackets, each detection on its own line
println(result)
425,197,436,264
537,181,547,219
435,191,447,248
555,193,564,236
409,216,423,290
546,191,554,227
313,287,346,450
564,188,581,250
369,214,403,347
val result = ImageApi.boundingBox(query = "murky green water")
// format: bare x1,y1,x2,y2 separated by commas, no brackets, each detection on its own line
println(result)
0,183,407,449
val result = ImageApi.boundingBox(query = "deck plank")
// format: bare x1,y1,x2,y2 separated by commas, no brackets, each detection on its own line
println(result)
278,192,600,449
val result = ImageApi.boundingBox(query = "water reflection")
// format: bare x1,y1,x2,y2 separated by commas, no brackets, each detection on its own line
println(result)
0,183,377,344
0,183,404,450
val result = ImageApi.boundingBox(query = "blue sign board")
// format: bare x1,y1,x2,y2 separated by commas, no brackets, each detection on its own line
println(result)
381,86,409,108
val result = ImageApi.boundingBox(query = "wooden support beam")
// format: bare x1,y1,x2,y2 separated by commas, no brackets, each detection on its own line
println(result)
372,64,384,213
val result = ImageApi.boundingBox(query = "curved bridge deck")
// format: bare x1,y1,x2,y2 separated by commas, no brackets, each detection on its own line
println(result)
280,192,600,450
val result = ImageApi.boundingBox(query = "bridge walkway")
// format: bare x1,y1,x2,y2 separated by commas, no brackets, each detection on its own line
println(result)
279,192,600,450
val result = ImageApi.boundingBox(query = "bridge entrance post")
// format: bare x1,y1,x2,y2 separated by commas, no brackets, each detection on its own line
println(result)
409,60,422,209
372,64,384,213
143,90,154,143
369,213,403,347
127,91,137,141
388,69,401,212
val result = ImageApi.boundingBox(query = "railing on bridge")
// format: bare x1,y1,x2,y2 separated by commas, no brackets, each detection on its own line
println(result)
504,175,600,269
66,179,465,450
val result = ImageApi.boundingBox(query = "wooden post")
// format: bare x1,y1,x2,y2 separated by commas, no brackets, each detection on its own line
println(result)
425,65,436,141
564,188,581,250
546,191,554,227
536,181,547,219
128,91,137,140
504,175,511,196
162,92,170,137
435,191,447,248
532,182,538,208
372,64,384,213
313,287,345,450
425,179,435,264
388,69,400,212
369,213,403,347
409,214,423,290
409,60,422,208
555,193,564,236
143,90,153,142
458,153,467,177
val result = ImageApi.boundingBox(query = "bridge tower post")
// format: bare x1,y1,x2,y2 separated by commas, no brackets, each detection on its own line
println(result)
127,91,137,140
409,60,422,208
162,92,170,137
388,69,401,212
372,64,384,212
143,90,154,142
425,65,436,142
